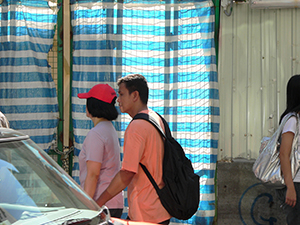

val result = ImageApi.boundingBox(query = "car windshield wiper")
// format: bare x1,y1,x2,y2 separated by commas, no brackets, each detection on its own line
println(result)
62,218,92,225
62,206,113,225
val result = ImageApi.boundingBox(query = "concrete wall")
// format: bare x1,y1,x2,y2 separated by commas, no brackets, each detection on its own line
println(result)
217,160,285,225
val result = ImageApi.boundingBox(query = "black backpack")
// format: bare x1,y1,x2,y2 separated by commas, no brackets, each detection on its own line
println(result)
132,113,200,220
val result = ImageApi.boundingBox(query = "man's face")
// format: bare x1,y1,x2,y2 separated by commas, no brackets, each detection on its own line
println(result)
117,83,134,114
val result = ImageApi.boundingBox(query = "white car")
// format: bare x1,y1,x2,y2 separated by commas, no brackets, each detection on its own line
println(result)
0,127,114,225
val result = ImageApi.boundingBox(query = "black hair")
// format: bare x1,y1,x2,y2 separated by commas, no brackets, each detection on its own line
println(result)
86,97,118,121
280,74,300,123
117,74,149,105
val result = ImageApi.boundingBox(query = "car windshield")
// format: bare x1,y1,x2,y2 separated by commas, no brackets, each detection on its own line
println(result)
0,135,102,224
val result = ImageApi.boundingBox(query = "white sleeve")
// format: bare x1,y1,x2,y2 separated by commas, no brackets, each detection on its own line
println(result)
282,116,297,134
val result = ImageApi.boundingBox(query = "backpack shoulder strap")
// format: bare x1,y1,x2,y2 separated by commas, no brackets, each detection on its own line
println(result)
132,113,167,139
132,112,169,192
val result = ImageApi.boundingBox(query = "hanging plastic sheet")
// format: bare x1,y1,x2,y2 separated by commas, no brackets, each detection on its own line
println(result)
71,1,218,224
0,0,59,151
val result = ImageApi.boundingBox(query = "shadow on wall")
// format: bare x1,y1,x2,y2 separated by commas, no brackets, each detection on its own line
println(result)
217,160,285,225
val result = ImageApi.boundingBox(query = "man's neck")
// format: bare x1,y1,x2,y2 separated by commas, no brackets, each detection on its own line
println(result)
128,105,148,118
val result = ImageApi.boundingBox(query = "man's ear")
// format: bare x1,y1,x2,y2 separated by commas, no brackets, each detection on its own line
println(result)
132,90,140,102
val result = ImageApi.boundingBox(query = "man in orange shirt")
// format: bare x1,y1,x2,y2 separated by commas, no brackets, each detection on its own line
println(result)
96,74,171,224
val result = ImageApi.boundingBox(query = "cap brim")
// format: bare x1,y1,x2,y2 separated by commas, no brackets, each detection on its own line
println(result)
77,93,90,99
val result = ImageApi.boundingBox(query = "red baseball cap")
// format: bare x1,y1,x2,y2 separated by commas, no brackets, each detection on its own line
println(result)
77,84,117,104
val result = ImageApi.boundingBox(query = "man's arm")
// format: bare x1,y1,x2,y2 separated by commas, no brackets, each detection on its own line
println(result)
96,169,135,206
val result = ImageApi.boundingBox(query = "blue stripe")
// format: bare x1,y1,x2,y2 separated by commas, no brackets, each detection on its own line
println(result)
0,73,55,82
0,27,55,38
0,42,53,52
72,5,211,20
9,119,58,130
73,120,219,133
71,0,210,4
118,137,217,149
0,88,57,98
200,185,215,194
0,58,49,67
187,154,217,164
72,72,218,82
73,40,213,50
0,105,58,114
29,134,56,145
0,12,57,22
73,105,220,116
118,153,217,165
73,55,215,66
196,169,216,179
193,216,214,225
73,88,218,99
172,216,214,225
72,23,214,36
199,200,216,211
2,0,52,8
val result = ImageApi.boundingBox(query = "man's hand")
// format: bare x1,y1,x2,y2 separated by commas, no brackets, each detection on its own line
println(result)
96,170,135,207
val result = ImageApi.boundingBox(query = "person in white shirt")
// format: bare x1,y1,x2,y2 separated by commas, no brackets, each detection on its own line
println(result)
278,74,300,224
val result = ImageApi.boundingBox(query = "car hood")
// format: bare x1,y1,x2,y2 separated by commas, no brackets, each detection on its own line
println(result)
8,208,104,225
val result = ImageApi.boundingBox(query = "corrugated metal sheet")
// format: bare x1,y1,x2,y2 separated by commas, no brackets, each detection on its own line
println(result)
218,2,300,160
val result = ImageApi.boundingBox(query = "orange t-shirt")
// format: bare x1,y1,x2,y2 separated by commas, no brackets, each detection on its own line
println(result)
121,109,171,223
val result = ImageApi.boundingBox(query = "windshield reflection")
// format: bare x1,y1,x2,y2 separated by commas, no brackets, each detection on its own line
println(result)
0,139,100,224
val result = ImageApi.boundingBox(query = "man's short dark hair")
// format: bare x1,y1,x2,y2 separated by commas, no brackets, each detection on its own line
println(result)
117,74,149,105
87,97,118,120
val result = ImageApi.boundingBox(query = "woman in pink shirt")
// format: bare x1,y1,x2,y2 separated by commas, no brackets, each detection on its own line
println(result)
78,84,123,218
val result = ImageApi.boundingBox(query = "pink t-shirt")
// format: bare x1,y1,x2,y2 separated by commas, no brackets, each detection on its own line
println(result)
79,121,123,209
121,109,171,223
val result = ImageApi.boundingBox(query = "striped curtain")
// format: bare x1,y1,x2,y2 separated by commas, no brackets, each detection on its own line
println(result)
0,0,59,151
71,0,218,224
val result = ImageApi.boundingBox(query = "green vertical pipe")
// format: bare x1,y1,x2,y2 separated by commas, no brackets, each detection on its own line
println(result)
213,0,220,224
69,24,74,176
57,0,63,167
214,0,220,68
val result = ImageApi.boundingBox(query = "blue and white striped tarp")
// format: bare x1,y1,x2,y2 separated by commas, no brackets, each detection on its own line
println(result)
0,0,59,151
71,0,218,224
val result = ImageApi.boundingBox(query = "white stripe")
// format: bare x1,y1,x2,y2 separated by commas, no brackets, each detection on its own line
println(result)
73,126,218,140
1,65,51,74
1,82,56,89
0,20,56,30
195,209,215,217
3,51,47,59
72,97,219,108
200,178,215,186
73,129,89,138
73,32,213,43
0,35,53,45
72,170,80,178
0,66,51,73
200,193,215,201
194,162,216,170
16,128,57,136
37,143,52,151
5,113,58,120
71,1,214,11
147,82,219,90
73,64,210,73
0,4,57,15
1,98,57,106
73,16,212,28
72,81,118,89
72,111,219,122
72,80,218,91
73,48,212,58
